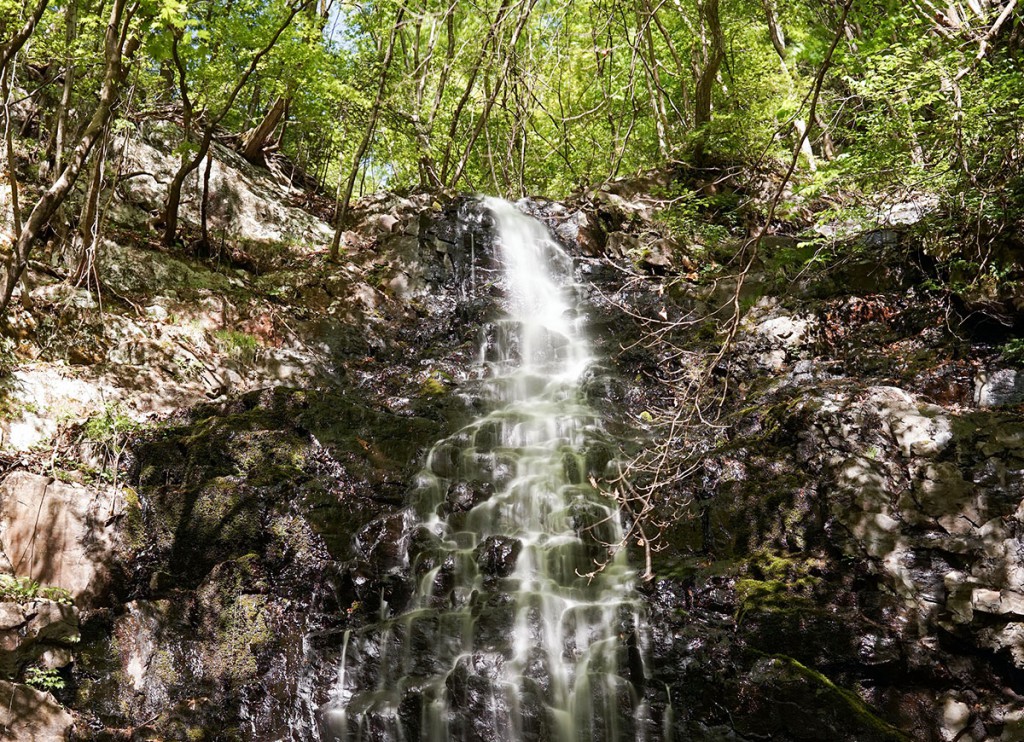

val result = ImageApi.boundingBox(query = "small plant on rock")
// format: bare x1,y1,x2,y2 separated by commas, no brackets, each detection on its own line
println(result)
213,329,261,361
24,667,65,692
1000,339,1024,366
82,403,138,489
0,574,73,604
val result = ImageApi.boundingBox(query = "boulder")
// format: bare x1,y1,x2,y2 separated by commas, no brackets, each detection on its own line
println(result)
475,536,522,579
0,472,121,608
976,368,1024,408
0,599,79,676
0,680,73,740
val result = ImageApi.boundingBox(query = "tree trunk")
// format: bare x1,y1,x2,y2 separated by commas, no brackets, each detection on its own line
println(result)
0,0,141,318
763,0,787,60
438,0,513,183
762,0,817,170
410,1,456,189
329,5,406,260
47,0,77,178
161,0,314,247
200,150,213,253
638,2,670,157
447,0,538,189
71,128,107,290
648,1,690,124
0,0,51,72
1,62,22,244
162,129,211,247
694,0,724,130
240,95,287,162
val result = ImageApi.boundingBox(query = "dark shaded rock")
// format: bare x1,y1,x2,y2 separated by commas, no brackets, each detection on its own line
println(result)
0,599,79,678
475,536,522,580
738,656,909,741
471,592,516,649
356,511,413,572
442,480,494,514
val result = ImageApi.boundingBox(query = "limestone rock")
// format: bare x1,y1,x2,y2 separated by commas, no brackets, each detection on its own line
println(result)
0,599,79,677
605,231,640,260
0,472,121,608
0,368,104,451
865,386,952,457
639,238,683,273
554,209,604,256
0,680,73,740
756,314,814,349
976,368,1024,408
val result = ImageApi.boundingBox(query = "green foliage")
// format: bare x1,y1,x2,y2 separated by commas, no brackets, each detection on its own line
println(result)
1000,339,1024,366
83,404,136,445
3,0,1022,285
0,336,16,377
213,329,261,359
24,667,65,692
81,404,139,485
0,574,74,605
652,187,741,253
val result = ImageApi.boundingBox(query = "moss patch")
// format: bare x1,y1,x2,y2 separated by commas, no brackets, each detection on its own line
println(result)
752,654,911,742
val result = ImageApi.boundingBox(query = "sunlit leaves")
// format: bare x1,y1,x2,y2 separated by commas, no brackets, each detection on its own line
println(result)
156,0,188,29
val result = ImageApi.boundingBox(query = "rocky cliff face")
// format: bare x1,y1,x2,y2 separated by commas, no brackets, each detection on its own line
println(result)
529,183,1024,741
0,147,1022,740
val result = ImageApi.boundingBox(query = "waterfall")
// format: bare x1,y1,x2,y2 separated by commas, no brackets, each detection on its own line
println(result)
321,197,649,741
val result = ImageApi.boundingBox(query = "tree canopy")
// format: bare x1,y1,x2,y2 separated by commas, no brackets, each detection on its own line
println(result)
0,0,1021,313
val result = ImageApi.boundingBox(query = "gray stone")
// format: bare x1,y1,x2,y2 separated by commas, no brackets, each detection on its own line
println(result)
976,368,1024,408
755,314,813,348
605,231,640,260
863,387,952,457
941,697,971,741
377,213,400,232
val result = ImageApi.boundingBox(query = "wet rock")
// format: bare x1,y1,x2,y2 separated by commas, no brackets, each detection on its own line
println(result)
551,209,604,256
112,600,177,707
471,592,516,649
429,443,463,478
562,450,582,483
584,443,613,478
739,656,909,741
443,480,494,514
356,511,415,572
475,536,522,579
473,420,502,452
445,653,521,741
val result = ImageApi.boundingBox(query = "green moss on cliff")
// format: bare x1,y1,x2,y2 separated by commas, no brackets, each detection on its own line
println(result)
763,655,911,742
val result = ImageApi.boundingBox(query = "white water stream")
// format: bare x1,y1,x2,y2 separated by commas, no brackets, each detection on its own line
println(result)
321,198,648,741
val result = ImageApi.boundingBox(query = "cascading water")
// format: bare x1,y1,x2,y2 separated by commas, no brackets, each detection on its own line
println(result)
321,198,649,741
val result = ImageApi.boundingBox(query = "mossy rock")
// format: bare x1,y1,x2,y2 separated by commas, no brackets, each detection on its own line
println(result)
127,385,442,586
738,655,910,742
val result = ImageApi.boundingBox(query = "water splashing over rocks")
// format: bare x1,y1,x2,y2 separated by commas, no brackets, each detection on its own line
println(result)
320,197,649,741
